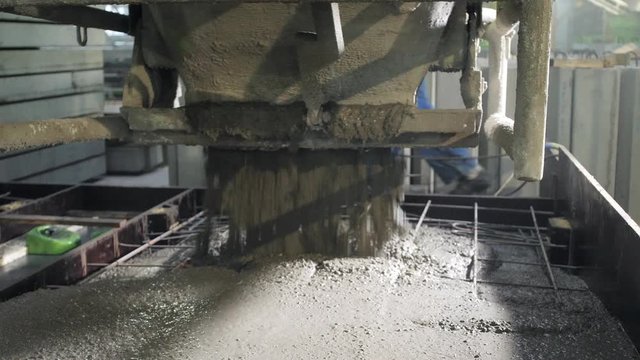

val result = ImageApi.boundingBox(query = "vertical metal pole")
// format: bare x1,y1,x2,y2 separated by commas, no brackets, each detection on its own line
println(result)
473,202,478,297
411,200,432,240
568,230,576,267
513,0,553,181
530,206,560,301
429,168,435,194
403,148,411,188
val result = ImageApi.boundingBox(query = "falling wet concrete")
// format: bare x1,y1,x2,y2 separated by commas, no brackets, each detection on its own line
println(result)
201,149,405,258
0,226,637,360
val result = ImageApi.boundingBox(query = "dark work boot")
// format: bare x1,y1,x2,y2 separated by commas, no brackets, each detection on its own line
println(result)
449,170,490,195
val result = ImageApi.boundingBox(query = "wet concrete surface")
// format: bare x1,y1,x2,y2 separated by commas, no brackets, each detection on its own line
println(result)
0,226,637,359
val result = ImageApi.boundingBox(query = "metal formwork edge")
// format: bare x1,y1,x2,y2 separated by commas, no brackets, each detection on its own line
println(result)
541,145,640,345
0,186,200,300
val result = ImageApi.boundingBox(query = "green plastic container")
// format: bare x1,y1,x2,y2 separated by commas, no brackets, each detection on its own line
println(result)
26,225,81,255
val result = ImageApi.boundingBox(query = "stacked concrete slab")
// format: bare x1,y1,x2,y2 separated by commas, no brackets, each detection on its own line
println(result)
571,69,621,194
615,69,640,223
545,67,640,223
0,13,106,183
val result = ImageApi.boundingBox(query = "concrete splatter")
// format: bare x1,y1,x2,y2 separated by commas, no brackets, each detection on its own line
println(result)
0,226,636,359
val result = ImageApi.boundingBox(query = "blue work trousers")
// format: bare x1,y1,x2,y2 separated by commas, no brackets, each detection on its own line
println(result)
414,77,478,183
415,148,478,184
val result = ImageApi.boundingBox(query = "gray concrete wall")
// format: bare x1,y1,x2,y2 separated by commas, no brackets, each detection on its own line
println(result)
106,145,164,174
615,69,640,222
571,69,621,194
544,67,640,223
552,0,575,51
0,14,107,184
167,145,206,188
546,68,574,147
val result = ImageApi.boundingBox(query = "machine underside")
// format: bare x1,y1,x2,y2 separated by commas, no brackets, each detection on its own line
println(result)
0,0,552,181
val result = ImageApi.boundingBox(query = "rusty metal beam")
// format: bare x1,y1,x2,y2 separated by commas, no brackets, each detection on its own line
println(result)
102,210,204,271
1,5,132,34
0,115,130,154
0,106,479,152
126,129,477,149
0,186,200,299
0,214,127,227
0,185,81,243
127,103,478,141
0,184,200,243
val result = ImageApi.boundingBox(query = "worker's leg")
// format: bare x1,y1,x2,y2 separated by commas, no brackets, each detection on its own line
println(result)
416,148,478,183
413,77,489,193
416,147,490,194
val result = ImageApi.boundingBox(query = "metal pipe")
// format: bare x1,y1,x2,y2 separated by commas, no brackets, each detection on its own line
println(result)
449,220,549,232
482,1,552,181
87,262,176,268
472,202,478,297
483,4,518,162
512,0,553,181
476,279,587,292
478,238,566,249
484,6,518,116
104,211,205,271
2,5,132,34
477,258,592,271
530,206,560,301
402,202,555,217
147,230,203,236
411,200,431,239
119,243,195,249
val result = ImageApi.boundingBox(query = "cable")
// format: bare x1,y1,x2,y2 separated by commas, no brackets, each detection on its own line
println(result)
502,181,527,197
393,153,508,161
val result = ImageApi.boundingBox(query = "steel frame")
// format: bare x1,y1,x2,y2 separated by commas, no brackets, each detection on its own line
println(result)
541,145,640,345
404,145,640,346
401,194,556,227
0,181,557,300
0,145,638,352
0,183,202,300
